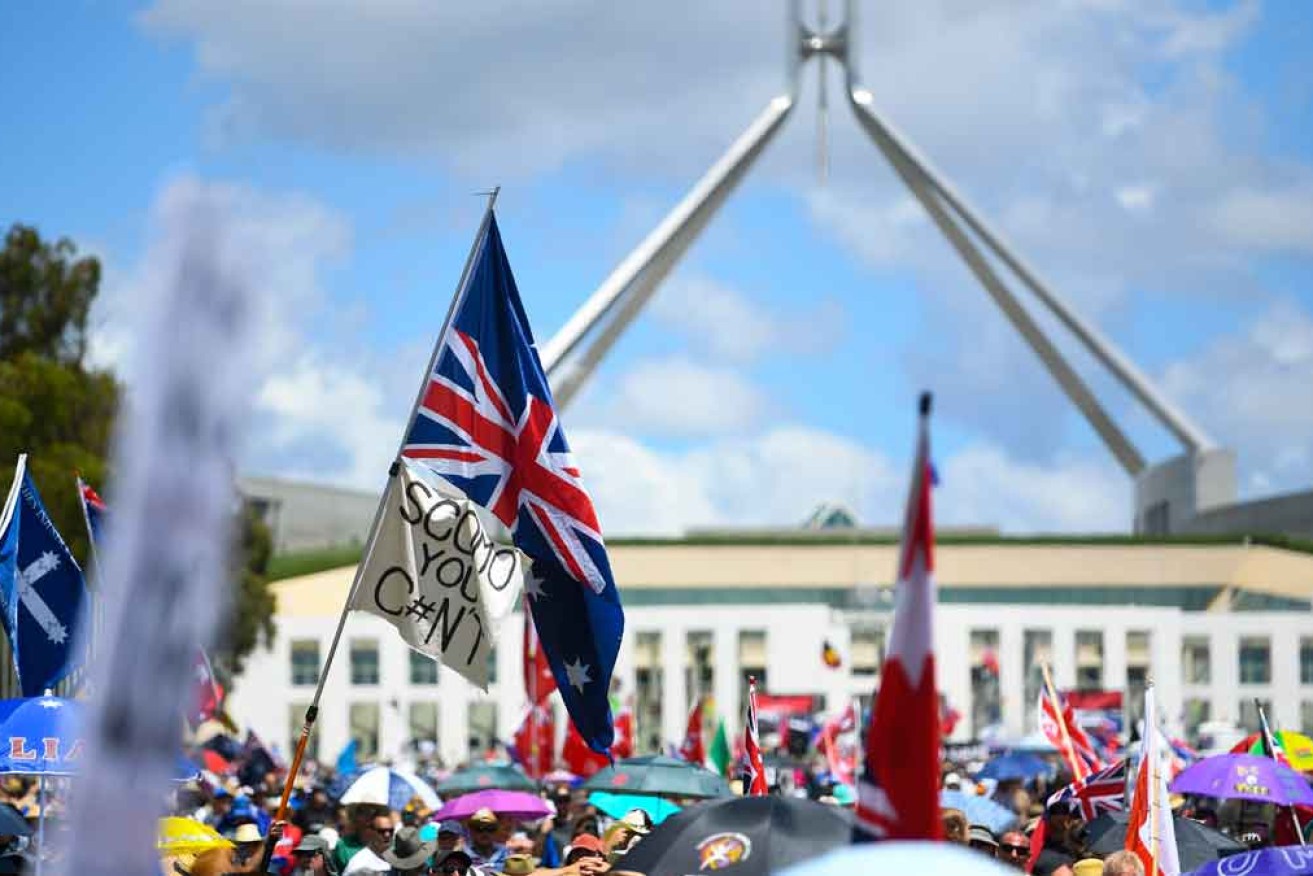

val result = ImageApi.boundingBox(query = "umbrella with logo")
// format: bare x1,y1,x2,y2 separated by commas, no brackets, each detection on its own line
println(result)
1084,811,1246,872
436,763,535,795
1170,754,1313,807
619,795,850,876
1184,845,1313,876
0,696,83,876
1229,732,1313,773
582,755,731,799
778,842,1012,876
341,765,442,810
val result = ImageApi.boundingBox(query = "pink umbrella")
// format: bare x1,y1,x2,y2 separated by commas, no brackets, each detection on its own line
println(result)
432,789,552,822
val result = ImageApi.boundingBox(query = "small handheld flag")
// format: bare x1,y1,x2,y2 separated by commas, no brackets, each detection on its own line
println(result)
679,696,707,766
744,677,767,796
0,455,88,696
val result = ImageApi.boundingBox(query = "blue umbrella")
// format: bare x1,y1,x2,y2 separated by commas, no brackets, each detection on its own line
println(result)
0,696,82,777
588,791,682,824
940,790,1019,834
977,752,1053,782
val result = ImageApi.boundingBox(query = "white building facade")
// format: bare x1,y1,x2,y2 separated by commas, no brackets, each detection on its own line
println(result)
229,539,1313,767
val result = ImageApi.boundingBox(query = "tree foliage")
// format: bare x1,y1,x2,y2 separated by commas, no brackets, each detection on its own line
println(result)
0,222,278,680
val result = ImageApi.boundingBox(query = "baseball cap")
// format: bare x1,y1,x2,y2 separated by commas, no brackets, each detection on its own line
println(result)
968,825,998,848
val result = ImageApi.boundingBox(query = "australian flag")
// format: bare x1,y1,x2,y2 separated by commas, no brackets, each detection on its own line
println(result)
401,212,624,752
76,476,107,549
0,456,88,696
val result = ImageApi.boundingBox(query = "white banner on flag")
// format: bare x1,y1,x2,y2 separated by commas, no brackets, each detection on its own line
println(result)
351,459,527,689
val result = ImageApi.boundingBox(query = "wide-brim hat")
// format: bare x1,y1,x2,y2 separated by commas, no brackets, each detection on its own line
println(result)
497,854,540,876
382,826,438,870
232,823,263,844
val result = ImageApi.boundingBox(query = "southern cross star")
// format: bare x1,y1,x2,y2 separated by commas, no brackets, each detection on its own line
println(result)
524,573,546,601
564,657,592,692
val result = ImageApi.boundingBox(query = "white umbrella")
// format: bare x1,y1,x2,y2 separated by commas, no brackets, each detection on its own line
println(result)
779,842,1012,876
340,766,441,811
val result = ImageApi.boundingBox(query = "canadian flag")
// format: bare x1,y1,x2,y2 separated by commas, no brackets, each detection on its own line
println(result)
744,677,767,796
855,393,941,841
679,697,706,766
1125,685,1180,876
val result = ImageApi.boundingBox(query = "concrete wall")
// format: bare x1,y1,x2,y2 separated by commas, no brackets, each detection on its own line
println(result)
239,477,379,552
1183,489,1313,540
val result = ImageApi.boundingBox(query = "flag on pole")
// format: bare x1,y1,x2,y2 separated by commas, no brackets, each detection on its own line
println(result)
1257,703,1306,846
1039,690,1105,780
744,677,767,796
401,214,624,751
1047,759,1128,821
1125,684,1179,876
562,718,610,778
679,696,707,766
75,476,107,549
819,701,859,786
0,455,88,696
855,393,941,841
351,458,530,689
510,703,555,779
709,718,731,776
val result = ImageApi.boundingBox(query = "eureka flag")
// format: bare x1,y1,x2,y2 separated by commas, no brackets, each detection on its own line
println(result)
401,213,624,751
0,455,88,696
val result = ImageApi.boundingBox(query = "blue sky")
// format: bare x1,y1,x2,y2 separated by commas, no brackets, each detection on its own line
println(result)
2,1,1311,534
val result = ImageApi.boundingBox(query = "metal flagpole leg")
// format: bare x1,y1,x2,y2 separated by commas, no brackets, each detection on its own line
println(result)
36,773,45,876
273,187,501,822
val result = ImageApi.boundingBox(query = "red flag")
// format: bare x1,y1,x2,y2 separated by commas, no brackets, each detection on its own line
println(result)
1039,691,1104,780
512,704,555,779
678,697,706,765
855,393,940,841
562,718,610,778
819,702,858,786
1125,686,1179,876
523,609,557,704
613,701,635,760
744,678,768,796
190,648,223,725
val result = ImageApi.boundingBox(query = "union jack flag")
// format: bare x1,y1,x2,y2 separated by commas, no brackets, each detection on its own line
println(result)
744,677,767,795
1047,758,1127,821
401,213,624,751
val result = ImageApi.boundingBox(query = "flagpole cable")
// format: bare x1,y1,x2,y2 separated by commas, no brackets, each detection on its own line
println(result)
274,186,501,822
1041,663,1083,781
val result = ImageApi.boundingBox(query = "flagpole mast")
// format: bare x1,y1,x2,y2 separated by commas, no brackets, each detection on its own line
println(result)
1041,663,1082,780
1147,681,1158,876
274,186,501,822
1258,699,1305,846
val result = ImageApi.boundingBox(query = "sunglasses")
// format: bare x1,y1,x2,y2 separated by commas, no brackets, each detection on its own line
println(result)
439,865,468,875
371,827,395,838
471,825,497,833
1001,844,1029,855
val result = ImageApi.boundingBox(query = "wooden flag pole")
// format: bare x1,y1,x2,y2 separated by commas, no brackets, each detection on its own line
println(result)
273,186,501,822
1041,663,1082,779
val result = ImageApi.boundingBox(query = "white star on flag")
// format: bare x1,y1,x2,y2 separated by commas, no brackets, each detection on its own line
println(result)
524,572,546,601
564,657,592,692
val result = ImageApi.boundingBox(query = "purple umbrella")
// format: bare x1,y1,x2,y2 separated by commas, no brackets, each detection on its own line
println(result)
1185,845,1313,876
432,789,551,822
1170,754,1313,807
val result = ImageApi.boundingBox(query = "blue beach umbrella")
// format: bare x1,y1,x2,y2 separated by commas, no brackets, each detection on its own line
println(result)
0,696,83,777
977,751,1054,782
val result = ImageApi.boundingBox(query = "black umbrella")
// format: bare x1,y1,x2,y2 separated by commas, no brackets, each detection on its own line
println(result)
618,795,850,876
582,755,731,799
1085,811,1246,872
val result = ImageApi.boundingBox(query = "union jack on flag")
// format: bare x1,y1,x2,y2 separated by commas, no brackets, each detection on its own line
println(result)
401,213,624,751
1047,758,1127,821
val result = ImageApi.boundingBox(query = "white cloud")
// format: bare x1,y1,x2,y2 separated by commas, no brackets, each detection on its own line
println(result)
572,425,1125,536
1205,187,1313,254
652,275,778,363
590,356,767,439
1115,184,1156,212
1162,299,1313,491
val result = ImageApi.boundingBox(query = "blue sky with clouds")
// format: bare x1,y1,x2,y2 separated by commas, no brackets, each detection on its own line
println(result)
3,1,1311,535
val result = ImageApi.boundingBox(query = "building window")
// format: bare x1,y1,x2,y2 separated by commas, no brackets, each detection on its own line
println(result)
1302,702,1313,735
468,702,498,758
410,650,439,686
685,631,714,715
288,704,319,761
1183,698,1210,741
409,702,439,752
351,640,380,686
1239,698,1272,733
1239,637,1271,685
349,702,380,760
1301,639,1313,686
851,627,884,678
1075,631,1104,690
635,632,663,754
1023,630,1052,731
969,629,1001,735
1126,632,1151,731
290,640,320,687
1182,637,1211,685
739,630,767,716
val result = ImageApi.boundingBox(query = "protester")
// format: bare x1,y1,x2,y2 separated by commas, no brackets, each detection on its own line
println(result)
998,829,1029,870
291,835,336,876
436,820,466,853
941,807,969,844
342,813,395,876
382,826,437,876
968,824,999,858
1073,859,1104,876
433,849,475,876
232,823,265,868
466,808,508,871
1101,850,1145,876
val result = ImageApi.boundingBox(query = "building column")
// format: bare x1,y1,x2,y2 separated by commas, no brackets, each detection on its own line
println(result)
662,626,687,749
1104,625,1128,698
1213,631,1239,726
999,624,1025,737
713,625,739,734
1051,627,1077,690
1272,629,1301,730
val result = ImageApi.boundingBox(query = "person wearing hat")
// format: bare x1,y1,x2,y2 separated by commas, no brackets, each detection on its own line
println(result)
466,808,506,871
291,835,337,876
1072,859,1105,876
382,826,437,876
434,820,465,853
496,854,539,876
232,822,265,867
968,824,1000,858
433,849,475,876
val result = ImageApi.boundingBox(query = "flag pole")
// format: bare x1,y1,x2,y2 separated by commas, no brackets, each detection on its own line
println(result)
1258,699,1305,846
1147,680,1159,876
1041,662,1083,780
273,186,501,822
